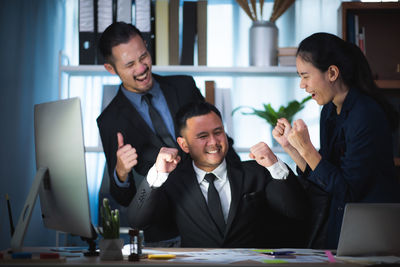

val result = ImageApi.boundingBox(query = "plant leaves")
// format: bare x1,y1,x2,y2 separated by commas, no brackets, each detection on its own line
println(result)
232,96,312,126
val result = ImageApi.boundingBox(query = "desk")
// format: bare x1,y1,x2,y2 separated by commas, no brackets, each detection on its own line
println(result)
0,247,381,267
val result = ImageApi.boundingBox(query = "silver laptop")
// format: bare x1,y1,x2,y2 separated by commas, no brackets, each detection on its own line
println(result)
336,203,400,256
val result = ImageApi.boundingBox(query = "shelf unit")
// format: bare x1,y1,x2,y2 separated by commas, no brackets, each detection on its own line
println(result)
338,2,400,89
338,2,400,166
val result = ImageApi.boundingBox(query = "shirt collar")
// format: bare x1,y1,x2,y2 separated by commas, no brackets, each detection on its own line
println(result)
192,159,227,184
120,79,162,106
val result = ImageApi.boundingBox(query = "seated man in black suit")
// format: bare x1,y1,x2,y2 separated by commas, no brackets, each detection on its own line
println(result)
128,102,308,248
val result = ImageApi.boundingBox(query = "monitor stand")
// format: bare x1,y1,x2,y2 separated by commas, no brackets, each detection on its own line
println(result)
10,167,99,256
81,225,99,256
10,167,48,252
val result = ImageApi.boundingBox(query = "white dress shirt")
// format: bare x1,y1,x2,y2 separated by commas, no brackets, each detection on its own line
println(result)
146,157,290,222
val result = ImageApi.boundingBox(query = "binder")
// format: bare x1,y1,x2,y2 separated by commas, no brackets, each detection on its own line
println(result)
80,0,132,65
96,0,132,64
116,0,132,24
96,0,113,65
136,0,155,64
79,0,96,65
180,1,197,65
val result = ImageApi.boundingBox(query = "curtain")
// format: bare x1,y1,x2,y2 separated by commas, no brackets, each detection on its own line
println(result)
0,0,65,249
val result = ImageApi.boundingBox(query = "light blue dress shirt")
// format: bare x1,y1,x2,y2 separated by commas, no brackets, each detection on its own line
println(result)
114,80,175,187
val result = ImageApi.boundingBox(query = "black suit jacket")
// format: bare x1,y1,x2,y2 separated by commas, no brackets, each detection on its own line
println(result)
97,74,204,242
298,88,400,249
128,157,309,248
97,74,204,205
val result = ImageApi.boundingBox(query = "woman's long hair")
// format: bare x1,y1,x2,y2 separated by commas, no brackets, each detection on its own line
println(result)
297,32,398,131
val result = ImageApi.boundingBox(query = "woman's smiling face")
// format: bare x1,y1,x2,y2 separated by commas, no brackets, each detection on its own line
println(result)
296,56,335,106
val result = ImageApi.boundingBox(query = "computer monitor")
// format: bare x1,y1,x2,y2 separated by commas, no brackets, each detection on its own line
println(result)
11,97,94,252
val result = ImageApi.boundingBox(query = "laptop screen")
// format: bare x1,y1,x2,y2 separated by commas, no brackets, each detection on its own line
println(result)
336,203,400,257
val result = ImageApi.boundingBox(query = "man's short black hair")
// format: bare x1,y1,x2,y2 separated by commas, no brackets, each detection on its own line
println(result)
98,22,143,63
175,102,222,136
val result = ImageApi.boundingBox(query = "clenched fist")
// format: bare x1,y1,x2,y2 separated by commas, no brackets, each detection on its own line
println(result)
249,142,277,167
155,147,181,173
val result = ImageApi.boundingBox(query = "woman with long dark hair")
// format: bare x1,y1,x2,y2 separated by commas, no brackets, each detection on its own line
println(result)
273,32,400,249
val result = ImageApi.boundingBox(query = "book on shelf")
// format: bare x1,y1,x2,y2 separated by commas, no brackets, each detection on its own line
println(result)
346,12,356,44
354,14,359,46
278,47,297,56
346,13,366,54
215,87,233,136
168,0,180,65
278,47,297,66
197,0,207,66
155,0,169,66
358,26,366,55
278,56,296,66
205,80,215,105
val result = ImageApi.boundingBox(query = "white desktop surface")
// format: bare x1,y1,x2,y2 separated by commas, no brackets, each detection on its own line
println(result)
2,246,392,267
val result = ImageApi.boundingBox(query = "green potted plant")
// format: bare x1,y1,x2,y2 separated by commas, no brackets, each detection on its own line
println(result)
232,96,311,145
98,198,123,260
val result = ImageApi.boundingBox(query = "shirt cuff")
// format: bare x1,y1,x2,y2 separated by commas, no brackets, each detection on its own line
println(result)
266,157,289,180
147,164,170,187
113,169,130,188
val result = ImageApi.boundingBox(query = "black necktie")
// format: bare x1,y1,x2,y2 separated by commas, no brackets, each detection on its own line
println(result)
204,173,226,235
142,94,176,148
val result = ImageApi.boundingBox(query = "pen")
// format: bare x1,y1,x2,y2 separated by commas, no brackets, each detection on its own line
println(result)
264,251,295,255
148,254,176,259
6,194,15,237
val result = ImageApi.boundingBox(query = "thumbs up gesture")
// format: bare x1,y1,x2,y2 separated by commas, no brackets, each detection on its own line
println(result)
115,132,138,182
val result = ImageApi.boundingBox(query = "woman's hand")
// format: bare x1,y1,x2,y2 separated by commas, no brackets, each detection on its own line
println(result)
287,119,313,157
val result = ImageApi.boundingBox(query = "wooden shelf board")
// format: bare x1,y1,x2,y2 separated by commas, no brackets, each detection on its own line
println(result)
377,80,400,89
60,65,298,77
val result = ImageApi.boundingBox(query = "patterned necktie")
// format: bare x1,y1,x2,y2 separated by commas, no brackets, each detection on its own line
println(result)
142,93,176,148
204,173,226,235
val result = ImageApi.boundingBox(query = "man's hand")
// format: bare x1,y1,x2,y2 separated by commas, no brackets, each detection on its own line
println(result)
115,132,138,182
272,118,292,149
249,142,278,168
155,147,181,173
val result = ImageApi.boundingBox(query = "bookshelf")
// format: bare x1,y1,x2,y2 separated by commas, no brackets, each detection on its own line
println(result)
338,2,400,89
338,2,400,166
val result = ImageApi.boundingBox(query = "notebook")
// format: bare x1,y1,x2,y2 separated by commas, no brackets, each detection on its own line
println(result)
336,203,400,256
